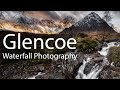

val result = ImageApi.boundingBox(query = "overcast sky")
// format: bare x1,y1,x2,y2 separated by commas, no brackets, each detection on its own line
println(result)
42,11,120,32
1,11,120,33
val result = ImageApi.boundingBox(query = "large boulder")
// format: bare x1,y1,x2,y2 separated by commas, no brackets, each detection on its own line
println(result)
83,53,104,75
62,51,85,79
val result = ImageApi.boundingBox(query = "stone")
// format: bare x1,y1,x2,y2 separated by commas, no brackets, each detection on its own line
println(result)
99,66,120,79
84,61,95,75
62,51,85,79
39,66,45,71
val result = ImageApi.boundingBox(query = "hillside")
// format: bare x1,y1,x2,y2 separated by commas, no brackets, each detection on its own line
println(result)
60,12,118,36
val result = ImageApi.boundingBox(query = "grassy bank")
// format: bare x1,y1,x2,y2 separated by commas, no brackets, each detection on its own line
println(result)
107,46,120,66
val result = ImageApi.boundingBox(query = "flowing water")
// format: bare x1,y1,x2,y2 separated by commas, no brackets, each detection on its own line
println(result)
27,42,120,79
76,42,120,79
27,72,45,79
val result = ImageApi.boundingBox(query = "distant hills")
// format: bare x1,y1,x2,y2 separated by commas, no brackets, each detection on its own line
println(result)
0,11,119,35
0,11,72,34
60,12,118,36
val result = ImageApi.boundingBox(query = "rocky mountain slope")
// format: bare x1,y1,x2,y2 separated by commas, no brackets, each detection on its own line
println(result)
0,11,72,34
60,12,118,36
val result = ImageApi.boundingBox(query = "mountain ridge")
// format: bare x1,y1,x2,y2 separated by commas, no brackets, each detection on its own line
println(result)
0,11,72,34
60,12,118,36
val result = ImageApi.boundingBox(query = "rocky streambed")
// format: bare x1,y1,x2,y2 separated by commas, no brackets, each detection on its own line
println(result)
0,41,120,79
75,41,120,79
27,41,120,79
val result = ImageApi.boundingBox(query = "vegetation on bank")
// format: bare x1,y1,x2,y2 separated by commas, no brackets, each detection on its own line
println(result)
77,39,98,53
107,46,120,66
1,31,119,64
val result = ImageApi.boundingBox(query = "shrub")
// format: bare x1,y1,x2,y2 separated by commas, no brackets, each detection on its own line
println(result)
77,39,98,53
107,46,120,64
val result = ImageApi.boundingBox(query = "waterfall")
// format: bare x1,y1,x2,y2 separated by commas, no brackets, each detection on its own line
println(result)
75,57,104,79
76,42,120,79
27,42,120,79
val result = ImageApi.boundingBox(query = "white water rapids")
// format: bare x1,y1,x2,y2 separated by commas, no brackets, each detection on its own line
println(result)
27,72,45,79
76,42,120,79
27,42,120,79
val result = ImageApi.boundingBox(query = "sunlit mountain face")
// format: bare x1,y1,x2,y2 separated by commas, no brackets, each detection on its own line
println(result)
0,11,73,34
0,11,120,34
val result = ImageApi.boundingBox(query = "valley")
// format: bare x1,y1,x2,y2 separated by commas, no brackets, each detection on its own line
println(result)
0,11,120,79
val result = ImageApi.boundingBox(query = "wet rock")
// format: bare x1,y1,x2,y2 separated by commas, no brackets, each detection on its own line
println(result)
103,42,108,47
62,51,85,79
35,69,65,79
38,66,45,72
93,57,104,62
84,61,95,75
114,42,120,46
91,53,104,63
83,53,104,75
114,42,118,46
35,75,43,79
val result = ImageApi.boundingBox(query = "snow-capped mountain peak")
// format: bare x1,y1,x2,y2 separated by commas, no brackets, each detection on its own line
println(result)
60,12,118,35
74,12,103,27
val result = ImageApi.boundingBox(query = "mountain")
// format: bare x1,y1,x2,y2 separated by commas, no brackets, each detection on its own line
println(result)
60,12,117,36
0,11,118,35
0,11,72,34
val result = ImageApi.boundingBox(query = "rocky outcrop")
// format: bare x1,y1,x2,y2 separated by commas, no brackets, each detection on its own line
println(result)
34,51,85,79
0,50,85,79
99,65,120,79
62,51,84,79
83,53,104,75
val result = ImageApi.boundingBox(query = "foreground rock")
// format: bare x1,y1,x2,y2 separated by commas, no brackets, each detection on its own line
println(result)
36,51,85,79
99,65,120,79
83,53,104,75
0,51,85,79
62,51,84,79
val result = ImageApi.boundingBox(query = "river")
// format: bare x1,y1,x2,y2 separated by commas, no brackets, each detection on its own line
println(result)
76,42,120,79
27,41,120,79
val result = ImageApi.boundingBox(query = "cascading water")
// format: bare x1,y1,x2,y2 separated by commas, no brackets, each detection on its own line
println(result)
27,42,120,79
76,42,120,79
75,57,105,79
27,72,45,79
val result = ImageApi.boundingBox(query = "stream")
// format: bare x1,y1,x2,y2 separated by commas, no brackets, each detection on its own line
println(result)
76,42,120,79
27,42,120,79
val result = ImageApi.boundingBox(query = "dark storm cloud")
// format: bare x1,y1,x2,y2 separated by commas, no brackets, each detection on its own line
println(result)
41,11,91,21
41,11,120,33
44,11,120,21
1,11,120,32
42,11,62,20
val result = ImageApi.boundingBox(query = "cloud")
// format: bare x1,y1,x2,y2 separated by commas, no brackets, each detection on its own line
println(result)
43,11,62,20
1,11,120,33
41,11,105,21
